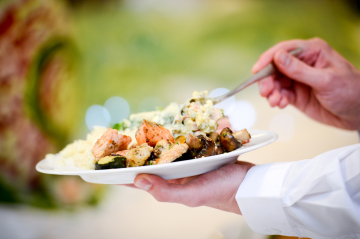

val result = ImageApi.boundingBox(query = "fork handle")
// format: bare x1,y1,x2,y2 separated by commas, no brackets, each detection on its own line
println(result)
211,48,303,104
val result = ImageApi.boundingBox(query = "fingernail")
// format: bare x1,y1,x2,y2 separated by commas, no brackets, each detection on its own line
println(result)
279,52,290,66
134,179,152,191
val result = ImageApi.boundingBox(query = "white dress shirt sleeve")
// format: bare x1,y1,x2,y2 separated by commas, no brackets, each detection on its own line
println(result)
236,143,360,239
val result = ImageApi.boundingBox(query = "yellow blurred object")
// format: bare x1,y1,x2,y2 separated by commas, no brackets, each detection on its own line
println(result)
0,0,103,209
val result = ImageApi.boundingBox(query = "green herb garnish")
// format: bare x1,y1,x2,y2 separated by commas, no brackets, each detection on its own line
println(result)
157,145,161,148
223,133,227,137
112,122,127,131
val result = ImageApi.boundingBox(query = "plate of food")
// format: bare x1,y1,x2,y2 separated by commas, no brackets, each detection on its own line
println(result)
36,91,277,184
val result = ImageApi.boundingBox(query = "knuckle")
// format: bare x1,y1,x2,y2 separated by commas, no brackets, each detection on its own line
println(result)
311,37,324,44
287,57,301,74
322,72,334,85
312,37,331,50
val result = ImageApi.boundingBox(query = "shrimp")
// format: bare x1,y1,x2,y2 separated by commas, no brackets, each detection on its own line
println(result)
135,119,174,147
92,128,131,159
112,150,129,157
156,143,189,164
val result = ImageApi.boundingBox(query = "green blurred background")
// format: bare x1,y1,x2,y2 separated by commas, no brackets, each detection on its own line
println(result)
1,0,360,238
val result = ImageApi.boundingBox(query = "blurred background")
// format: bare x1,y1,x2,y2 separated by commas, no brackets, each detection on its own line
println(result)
0,0,360,238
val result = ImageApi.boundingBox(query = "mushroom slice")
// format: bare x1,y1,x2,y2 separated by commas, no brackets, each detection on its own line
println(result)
193,135,217,158
186,133,203,150
220,127,241,152
217,145,225,155
233,129,251,143
208,132,220,144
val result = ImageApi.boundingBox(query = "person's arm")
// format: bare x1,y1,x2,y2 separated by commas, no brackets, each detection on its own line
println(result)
253,37,360,131
236,143,360,238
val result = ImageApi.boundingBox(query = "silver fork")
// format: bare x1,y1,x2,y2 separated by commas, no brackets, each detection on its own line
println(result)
173,48,302,125
209,48,302,104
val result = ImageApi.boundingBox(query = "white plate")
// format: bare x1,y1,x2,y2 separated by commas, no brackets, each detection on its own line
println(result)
36,130,277,184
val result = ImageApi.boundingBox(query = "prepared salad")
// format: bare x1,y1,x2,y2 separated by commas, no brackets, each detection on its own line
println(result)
45,91,251,170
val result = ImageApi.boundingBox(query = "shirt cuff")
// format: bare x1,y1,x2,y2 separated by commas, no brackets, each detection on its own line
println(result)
236,162,298,236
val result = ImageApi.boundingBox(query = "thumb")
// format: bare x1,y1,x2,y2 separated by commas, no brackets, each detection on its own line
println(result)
134,174,202,207
274,50,322,89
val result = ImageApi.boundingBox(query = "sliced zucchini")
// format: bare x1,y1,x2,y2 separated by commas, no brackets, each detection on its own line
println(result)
95,156,126,170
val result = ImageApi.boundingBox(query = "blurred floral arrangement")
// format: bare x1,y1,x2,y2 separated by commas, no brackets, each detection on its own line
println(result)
0,0,105,209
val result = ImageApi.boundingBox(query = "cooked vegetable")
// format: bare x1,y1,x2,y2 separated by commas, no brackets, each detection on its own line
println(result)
135,119,174,147
233,129,251,143
217,145,225,155
186,133,203,150
220,127,241,152
145,160,157,165
192,135,217,158
175,135,186,144
208,132,219,144
95,156,126,170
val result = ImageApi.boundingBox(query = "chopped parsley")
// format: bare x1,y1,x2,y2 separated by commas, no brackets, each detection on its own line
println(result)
112,122,127,131
176,142,179,145
223,133,227,137
157,145,161,148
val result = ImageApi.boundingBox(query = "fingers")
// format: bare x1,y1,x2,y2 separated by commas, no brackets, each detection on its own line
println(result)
133,162,253,213
273,50,323,89
252,39,305,74
134,174,199,206
258,74,294,108
258,75,275,97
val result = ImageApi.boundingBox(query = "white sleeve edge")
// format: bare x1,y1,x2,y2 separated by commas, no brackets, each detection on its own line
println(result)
235,162,299,236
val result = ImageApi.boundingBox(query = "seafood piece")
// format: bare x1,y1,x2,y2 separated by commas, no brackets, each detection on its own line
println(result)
128,143,138,149
126,143,153,167
112,150,129,157
135,119,174,147
92,128,132,159
153,139,173,158
156,143,189,164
